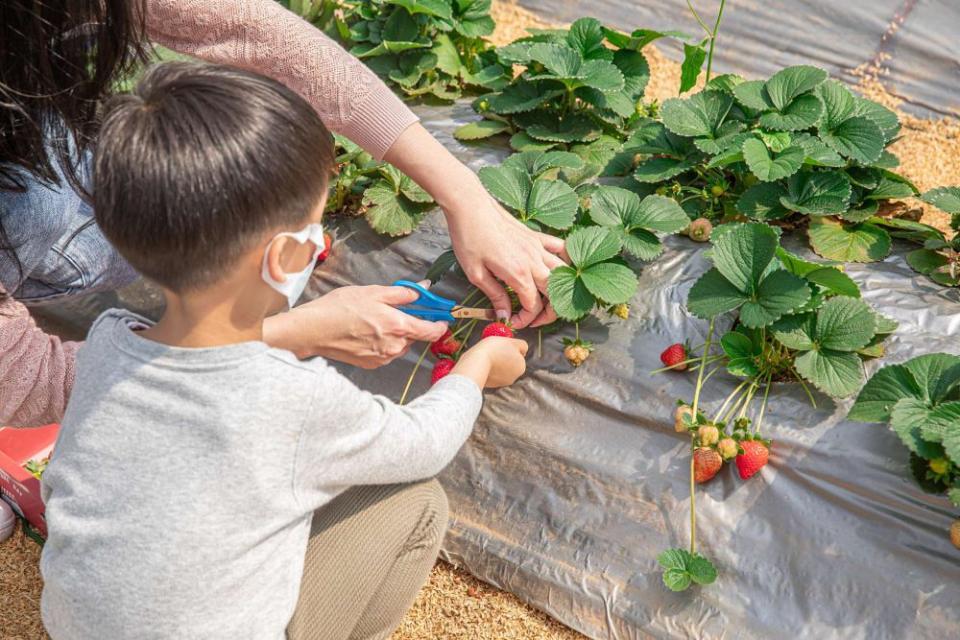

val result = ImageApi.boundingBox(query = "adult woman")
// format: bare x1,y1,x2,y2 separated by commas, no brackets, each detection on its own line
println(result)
0,0,565,426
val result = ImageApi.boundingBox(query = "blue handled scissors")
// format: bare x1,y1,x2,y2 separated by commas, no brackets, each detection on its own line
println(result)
392,280,497,323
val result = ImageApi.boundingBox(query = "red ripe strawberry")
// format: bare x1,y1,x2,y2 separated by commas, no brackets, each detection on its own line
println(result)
430,330,461,358
481,321,514,339
431,359,455,385
693,447,723,484
736,440,769,479
315,232,333,264
660,343,688,370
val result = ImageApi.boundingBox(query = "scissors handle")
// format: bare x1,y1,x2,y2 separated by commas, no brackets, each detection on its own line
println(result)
392,279,456,322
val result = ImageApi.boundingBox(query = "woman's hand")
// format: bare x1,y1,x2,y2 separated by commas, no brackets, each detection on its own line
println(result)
384,123,568,328
263,285,448,368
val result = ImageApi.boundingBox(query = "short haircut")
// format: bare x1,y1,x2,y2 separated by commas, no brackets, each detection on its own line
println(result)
94,61,334,291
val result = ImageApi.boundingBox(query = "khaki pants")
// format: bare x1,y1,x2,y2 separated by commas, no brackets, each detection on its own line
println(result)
287,480,448,640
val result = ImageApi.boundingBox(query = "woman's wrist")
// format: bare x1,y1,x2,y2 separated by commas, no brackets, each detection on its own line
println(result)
262,309,326,359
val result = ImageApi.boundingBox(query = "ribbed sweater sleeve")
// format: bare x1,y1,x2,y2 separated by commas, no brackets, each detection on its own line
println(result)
145,0,419,159
0,292,77,427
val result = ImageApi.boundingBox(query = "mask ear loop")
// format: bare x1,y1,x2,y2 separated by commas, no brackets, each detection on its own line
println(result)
260,223,325,285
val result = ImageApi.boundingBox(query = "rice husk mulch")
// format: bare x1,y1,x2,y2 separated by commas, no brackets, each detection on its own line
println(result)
3,3,958,639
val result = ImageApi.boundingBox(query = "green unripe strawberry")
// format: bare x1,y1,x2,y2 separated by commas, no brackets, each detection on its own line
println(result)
674,404,694,433
930,458,950,475
718,437,739,460
698,424,720,447
710,184,725,197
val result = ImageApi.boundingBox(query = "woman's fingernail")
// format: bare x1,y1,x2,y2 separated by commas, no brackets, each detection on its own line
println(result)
496,310,510,321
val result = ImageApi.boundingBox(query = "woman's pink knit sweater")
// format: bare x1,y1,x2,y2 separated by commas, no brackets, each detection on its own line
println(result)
0,0,418,427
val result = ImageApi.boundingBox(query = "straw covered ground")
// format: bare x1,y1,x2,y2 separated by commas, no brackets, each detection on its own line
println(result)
2,1,959,638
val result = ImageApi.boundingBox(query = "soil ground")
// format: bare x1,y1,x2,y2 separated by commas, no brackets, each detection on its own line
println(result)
3,1,959,638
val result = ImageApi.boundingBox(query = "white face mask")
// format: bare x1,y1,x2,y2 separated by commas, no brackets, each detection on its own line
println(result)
260,222,326,308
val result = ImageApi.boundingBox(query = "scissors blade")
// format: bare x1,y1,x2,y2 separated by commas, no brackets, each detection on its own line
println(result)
451,307,498,320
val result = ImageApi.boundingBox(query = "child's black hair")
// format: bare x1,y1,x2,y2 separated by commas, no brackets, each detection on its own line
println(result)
94,61,335,291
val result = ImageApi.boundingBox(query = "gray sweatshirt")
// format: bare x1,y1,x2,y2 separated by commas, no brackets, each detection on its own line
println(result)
40,309,482,639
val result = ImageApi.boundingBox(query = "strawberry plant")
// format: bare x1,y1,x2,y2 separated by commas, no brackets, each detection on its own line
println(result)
654,220,898,588
325,135,435,236
455,16,708,177
849,353,960,545
280,0,506,101
630,68,920,264
904,187,960,286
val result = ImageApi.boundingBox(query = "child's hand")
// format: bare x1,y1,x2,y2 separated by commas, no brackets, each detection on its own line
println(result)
453,337,528,389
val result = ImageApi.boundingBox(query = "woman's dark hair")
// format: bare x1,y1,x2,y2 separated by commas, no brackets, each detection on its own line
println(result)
94,62,335,292
0,0,147,296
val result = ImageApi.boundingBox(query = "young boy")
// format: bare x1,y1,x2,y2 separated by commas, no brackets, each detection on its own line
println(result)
39,62,528,640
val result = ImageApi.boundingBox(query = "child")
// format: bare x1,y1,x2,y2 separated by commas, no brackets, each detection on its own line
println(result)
40,62,528,640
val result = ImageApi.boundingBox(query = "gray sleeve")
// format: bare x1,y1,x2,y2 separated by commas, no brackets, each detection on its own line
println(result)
293,368,482,505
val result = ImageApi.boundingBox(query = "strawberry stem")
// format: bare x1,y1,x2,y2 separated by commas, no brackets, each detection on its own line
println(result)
575,321,580,342
399,343,432,406
737,380,759,420
650,354,723,374
794,371,818,409
537,329,542,359
754,371,773,434
689,436,698,555
691,319,715,417
712,380,748,424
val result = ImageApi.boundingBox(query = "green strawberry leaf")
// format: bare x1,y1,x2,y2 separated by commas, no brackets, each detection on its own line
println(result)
737,183,791,220
803,267,861,298
772,312,816,350
660,90,734,138
739,269,812,328
742,139,804,182
902,353,960,405
386,0,453,19
921,187,960,231
547,265,595,320
362,182,432,237
509,131,556,152
522,112,602,143
487,81,563,114
679,43,707,94
794,133,846,167
687,267,750,319
711,222,779,292
589,187,687,259
815,79,857,131
815,296,876,351
478,165,532,212
854,97,901,142
819,115,885,164
890,397,945,459
526,179,578,230
795,348,864,398
849,363,923,422
919,401,960,442
566,17,610,60
503,150,584,176
453,120,511,141
579,260,639,304
567,224,622,267
424,248,459,284
764,65,828,111
658,548,717,591
732,80,771,111
721,331,761,377
759,94,824,131
865,176,917,200
808,217,891,263
780,171,852,215
633,157,693,182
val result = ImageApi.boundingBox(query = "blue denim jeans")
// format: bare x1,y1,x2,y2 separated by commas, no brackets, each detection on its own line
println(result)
0,156,137,304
